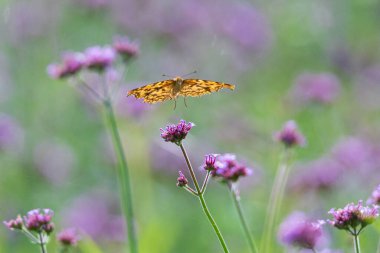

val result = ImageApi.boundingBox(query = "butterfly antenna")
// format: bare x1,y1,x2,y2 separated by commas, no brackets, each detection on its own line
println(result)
162,74,175,78
182,70,197,78
183,97,188,108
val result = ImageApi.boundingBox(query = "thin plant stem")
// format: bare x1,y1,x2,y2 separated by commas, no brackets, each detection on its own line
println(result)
229,184,259,253
184,185,199,196
353,230,361,253
103,99,138,253
312,248,318,253
179,143,230,253
38,232,47,253
97,72,138,253
201,171,211,194
261,149,291,253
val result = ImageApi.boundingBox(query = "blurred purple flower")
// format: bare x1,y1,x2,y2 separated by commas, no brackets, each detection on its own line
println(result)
291,72,341,105
115,85,151,119
331,137,375,171
75,0,108,9
47,52,85,79
328,200,379,234
0,113,24,154
113,36,139,61
62,192,125,241
354,65,380,110
367,184,380,205
212,154,253,183
160,120,194,145
34,140,76,185
278,212,324,250
213,2,272,53
290,158,343,191
57,228,79,247
176,171,188,187
274,120,306,148
84,46,116,71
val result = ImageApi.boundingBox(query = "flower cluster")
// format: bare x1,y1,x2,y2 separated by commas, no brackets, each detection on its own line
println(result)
4,209,55,245
160,120,195,145
48,36,139,79
176,171,188,187
367,184,380,205
328,201,379,234
205,154,252,183
274,120,306,148
57,228,79,247
278,212,324,250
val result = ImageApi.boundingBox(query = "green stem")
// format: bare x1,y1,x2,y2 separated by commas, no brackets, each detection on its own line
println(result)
179,143,230,253
103,99,138,253
38,232,47,253
229,184,259,253
353,232,361,253
260,149,291,253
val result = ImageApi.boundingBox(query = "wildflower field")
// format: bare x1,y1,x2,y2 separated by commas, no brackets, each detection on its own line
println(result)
1,0,380,252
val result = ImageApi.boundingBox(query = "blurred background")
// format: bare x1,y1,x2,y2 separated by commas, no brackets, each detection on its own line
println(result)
1,0,380,252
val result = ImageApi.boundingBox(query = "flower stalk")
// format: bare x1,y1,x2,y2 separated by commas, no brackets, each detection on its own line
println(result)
353,232,361,253
179,143,230,253
229,183,259,253
103,98,138,253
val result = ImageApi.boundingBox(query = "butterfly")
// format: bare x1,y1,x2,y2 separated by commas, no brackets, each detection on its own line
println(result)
127,76,235,108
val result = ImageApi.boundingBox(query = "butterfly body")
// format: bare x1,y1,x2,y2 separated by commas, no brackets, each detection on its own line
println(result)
127,77,235,104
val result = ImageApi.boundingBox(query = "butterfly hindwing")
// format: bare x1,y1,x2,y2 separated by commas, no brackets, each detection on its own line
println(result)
127,80,174,104
179,79,235,97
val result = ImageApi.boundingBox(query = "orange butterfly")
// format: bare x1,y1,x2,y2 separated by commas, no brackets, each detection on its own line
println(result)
127,76,235,108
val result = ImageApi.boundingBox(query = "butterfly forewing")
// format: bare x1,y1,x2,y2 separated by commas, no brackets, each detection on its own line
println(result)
179,79,235,97
127,80,174,103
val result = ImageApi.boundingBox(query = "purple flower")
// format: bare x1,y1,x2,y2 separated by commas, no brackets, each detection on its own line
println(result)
83,46,116,71
212,154,253,183
176,171,188,187
47,52,85,79
331,137,375,171
291,72,341,105
57,228,79,247
33,140,76,185
274,120,306,148
113,36,139,61
24,209,54,234
62,192,125,241
160,120,195,145
368,185,380,205
3,215,23,230
203,154,217,171
290,158,343,191
0,113,24,154
328,201,379,234
278,212,324,249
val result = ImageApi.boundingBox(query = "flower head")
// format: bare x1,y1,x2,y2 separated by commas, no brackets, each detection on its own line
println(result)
24,209,55,234
83,46,116,71
278,212,324,249
367,184,380,205
3,215,23,230
203,154,217,171
291,72,341,105
47,52,85,79
328,201,379,234
274,120,306,148
113,36,139,62
57,228,79,247
176,171,188,187
211,154,252,183
160,120,194,145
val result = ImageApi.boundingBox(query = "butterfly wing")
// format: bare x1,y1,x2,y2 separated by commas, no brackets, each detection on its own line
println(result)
127,80,174,104
179,79,235,97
